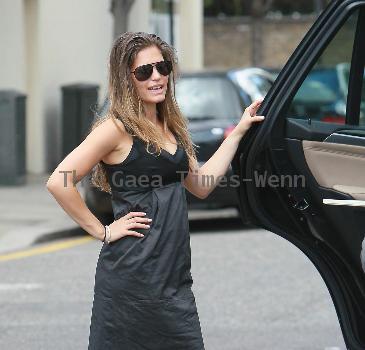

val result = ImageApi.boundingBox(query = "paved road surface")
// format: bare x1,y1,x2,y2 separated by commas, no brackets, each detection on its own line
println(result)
0,218,346,350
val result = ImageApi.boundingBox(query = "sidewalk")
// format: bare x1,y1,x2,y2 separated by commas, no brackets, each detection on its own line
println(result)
0,173,241,255
0,173,81,254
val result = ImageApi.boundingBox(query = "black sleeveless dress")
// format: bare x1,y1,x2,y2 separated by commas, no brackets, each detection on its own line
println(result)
88,133,205,350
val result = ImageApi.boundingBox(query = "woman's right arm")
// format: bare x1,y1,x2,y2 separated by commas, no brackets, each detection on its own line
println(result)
46,118,151,242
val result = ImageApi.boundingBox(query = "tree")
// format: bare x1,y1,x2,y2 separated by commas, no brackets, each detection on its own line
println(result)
203,0,332,16
250,0,274,16
110,0,135,39
249,0,274,66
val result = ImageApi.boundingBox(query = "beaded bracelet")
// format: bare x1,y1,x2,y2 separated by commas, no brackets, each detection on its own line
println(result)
102,225,107,243
105,225,112,244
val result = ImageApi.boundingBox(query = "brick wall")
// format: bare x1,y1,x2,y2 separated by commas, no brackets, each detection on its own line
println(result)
204,16,316,69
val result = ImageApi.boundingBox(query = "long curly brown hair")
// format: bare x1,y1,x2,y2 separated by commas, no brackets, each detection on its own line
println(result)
90,32,198,194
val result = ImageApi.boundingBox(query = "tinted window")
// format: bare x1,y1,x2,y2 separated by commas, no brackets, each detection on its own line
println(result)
175,76,242,120
286,11,358,125
360,68,365,126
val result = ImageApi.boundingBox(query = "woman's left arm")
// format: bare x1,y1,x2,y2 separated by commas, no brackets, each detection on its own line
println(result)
183,99,265,199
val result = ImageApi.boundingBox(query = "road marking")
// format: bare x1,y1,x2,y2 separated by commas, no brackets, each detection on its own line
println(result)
324,347,341,350
0,283,43,291
0,236,94,262
188,208,239,220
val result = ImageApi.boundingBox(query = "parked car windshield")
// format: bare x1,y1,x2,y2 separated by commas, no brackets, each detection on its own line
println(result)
175,76,242,120
248,74,273,96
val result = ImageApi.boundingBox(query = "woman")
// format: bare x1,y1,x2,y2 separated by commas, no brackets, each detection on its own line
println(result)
46,32,265,349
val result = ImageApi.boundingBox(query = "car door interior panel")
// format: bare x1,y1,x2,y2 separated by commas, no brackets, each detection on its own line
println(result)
323,198,365,207
233,2,365,348
324,131,365,147
331,185,365,200
285,118,363,142
302,140,365,199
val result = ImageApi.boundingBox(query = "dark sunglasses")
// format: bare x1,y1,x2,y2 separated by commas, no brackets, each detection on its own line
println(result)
131,60,172,81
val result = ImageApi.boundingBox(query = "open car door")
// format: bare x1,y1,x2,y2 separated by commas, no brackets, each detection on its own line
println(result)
232,1,365,348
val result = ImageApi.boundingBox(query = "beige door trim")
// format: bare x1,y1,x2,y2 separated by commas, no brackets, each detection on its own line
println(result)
302,140,365,200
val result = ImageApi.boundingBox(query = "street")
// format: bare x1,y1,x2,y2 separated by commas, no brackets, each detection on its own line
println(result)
0,218,346,350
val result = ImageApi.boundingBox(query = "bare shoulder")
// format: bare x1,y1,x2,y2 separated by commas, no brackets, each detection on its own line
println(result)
93,117,134,165
47,117,130,185
89,117,128,144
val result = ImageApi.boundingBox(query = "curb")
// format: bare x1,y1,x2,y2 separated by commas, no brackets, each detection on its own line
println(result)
0,222,84,255
0,208,242,255
34,227,86,244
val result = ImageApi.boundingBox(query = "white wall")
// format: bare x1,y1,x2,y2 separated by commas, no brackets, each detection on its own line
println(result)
26,0,114,173
0,0,26,90
0,0,202,175
148,0,203,71
177,0,203,71
129,0,151,33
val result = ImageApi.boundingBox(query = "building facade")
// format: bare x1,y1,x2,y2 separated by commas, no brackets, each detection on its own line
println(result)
0,0,203,174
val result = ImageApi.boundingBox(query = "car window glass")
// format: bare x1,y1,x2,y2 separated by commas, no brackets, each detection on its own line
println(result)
175,76,242,120
360,67,365,126
248,75,273,96
285,10,359,125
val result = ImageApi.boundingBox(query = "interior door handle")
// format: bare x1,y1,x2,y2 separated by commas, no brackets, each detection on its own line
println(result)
323,199,365,207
